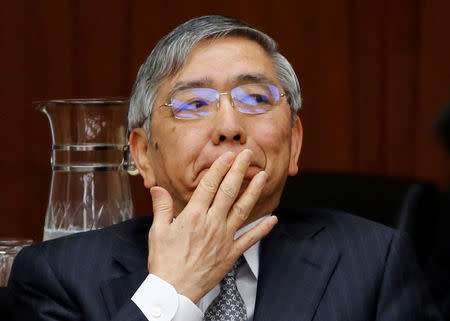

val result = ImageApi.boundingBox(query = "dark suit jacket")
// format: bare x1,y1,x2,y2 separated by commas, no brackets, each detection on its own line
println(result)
8,208,443,320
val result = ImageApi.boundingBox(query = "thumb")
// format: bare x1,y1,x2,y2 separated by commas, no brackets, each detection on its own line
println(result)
150,186,174,225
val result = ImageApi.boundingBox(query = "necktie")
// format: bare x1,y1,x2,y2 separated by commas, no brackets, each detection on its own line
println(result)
203,256,247,321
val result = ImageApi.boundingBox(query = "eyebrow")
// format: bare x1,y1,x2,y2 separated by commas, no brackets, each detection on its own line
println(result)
231,73,275,85
167,78,213,98
167,73,277,98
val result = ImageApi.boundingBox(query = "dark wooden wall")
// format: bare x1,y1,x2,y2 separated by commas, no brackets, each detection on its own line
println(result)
1,0,449,241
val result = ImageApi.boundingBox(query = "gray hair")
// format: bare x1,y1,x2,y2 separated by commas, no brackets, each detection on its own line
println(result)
128,15,301,137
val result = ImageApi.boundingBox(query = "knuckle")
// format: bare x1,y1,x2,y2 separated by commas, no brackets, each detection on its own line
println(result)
188,209,203,222
245,233,257,245
219,184,237,199
199,178,217,194
155,202,171,213
232,203,248,220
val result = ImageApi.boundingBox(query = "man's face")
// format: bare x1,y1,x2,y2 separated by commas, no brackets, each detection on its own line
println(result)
133,36,302,219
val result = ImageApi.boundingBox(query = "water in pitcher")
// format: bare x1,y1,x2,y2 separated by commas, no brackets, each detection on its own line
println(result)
43,229,79,241
42,171,134,241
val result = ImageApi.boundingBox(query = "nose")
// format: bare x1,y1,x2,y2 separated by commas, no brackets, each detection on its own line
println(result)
211,94,247,145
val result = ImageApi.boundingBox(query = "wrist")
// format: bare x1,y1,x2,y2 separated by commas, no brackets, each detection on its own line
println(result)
149,271,204,304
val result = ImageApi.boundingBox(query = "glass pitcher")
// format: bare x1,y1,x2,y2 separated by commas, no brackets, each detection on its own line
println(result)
0,238,33,286
36,99,135,241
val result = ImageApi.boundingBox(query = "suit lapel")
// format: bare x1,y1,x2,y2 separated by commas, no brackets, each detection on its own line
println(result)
99,216,152,318
254,210,340,321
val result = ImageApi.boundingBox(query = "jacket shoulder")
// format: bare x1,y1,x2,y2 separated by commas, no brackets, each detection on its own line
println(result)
277,207,397,236
32,215,152,254
275,207,401,258
11,216,152,285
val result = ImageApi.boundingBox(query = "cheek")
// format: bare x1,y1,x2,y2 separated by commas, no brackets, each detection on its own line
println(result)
153,124,209,168
251,121,291,156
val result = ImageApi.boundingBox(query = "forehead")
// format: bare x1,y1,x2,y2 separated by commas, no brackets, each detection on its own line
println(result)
161,36,279,92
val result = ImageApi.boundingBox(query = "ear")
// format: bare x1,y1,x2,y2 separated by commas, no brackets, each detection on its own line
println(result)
288,115,303,176
129,128,156,189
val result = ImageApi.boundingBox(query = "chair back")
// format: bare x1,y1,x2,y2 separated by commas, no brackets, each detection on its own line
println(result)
280,172,440,266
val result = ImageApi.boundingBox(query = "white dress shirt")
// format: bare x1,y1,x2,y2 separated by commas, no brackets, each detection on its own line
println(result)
132,216,266,321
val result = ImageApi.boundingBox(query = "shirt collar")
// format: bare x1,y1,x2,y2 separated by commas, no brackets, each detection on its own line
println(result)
234,215,269,280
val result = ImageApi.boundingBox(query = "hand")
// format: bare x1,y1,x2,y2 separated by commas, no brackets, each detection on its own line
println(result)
146,149,278,303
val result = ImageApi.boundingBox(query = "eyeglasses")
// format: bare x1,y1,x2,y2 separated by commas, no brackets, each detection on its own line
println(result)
160,83,286,120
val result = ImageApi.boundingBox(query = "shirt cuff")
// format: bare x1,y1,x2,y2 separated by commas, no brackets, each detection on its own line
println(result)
132,274,178,321
173,293,203,321
131,274,203,321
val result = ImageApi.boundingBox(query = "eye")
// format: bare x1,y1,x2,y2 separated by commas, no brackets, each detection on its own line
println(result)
177,99,209,111
241,94,270,105
253,94,269,103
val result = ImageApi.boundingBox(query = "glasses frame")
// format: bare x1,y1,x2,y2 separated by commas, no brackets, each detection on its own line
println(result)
159,83,286,120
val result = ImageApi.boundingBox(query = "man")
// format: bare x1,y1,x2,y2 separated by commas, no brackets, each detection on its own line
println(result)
9,15,442,321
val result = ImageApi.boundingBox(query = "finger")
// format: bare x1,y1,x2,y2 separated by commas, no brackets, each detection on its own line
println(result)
208,149,252,218
150,186,174,225
232,216,278,257
226,170,267,232
187,151,235,211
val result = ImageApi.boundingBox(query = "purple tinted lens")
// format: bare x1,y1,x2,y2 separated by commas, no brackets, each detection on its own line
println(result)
191,88,218,102
232,84,278,113
171,88,218,119
176,113,198,119
268,85,280,101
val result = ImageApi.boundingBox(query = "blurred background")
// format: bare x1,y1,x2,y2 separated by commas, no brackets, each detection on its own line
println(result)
0,0,449,242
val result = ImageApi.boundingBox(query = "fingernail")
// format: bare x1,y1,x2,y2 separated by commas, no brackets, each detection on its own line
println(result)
220,151,234,165
150,186,162,198
254,171,268,186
